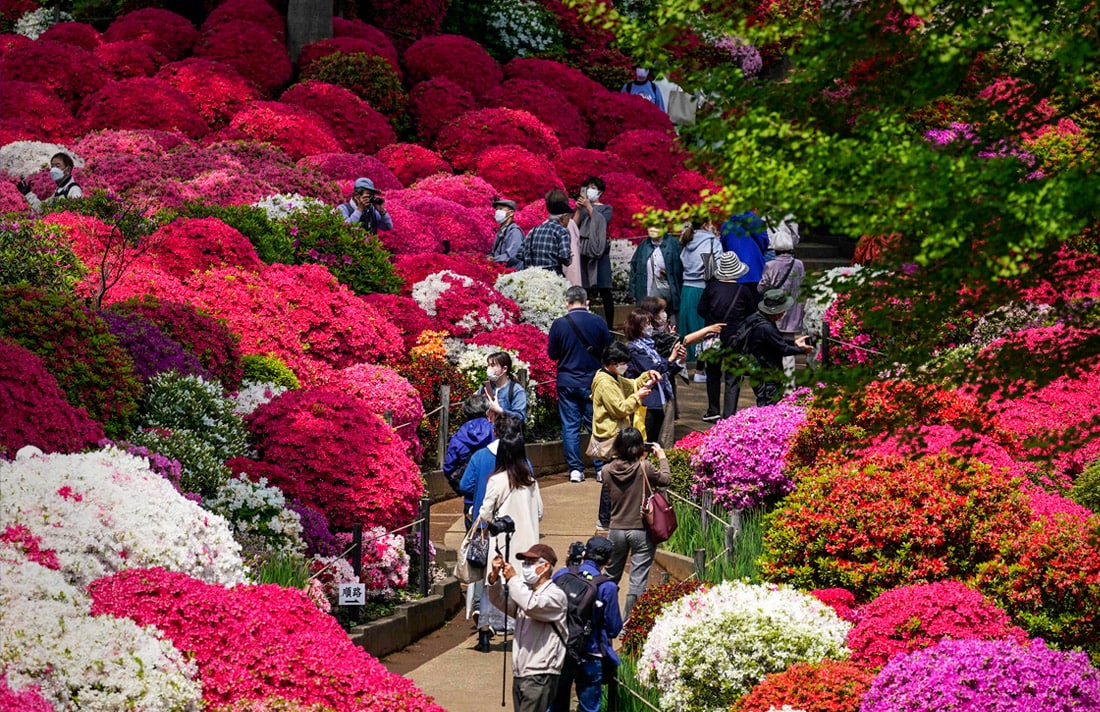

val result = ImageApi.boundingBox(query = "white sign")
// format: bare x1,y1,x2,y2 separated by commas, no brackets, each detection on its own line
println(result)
338,583,366,606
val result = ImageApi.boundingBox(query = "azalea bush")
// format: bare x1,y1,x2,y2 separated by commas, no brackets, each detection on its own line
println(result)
403,34,501,98
299,35,400,77
586,92,674,149
99,308,208,383
665,169,722,210
193,20,290,97
619,578,704,655
394,252,503,293
553,147,630,190
240,353,299,390
227,101,339,161
411,269,521,337
155,57,261,129
359,526,410,595
202,0,284,40
0,216,85,292
94,40,168,80
493,267,570,332
409,76,476,143
601,171,667,239
606,129,690,186
0,39,109,109
299,51,407,123
503,57,607,119
376,142,452,185
480,78,588,148
297,154,401,190
734,660,874,712
281,205,403,296
433,107,561,171
102,8,198,62
316,363,426,461
359,292,438,350
637,581,852,711
146,216,264,279
207,474,306,569
474,143,564,205
280,80,395,155
403,193,493,254
0,80,79,142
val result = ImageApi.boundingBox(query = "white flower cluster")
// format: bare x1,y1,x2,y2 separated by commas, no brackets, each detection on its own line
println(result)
0,447,247,588
0,140,84,179
638,580,851,711
14,7,73,39
802,264,876,337
232,380,288,415
448,342,528,387
456,300,513,333
208,475,306,559
250,193,327,221
485,0,563,56
609,238,635,303
142,373,252,462
495,267,570,332
1,551,203,711
411,269,465,317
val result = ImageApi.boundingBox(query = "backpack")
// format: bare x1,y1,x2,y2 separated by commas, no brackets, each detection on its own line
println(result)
553,567,612,662
729,312,767,353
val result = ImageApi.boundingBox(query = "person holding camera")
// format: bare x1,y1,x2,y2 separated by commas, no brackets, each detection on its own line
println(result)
623,308,686,445
487,543,567,712
338,177,392,233
16,151,82,212
742,289,813,406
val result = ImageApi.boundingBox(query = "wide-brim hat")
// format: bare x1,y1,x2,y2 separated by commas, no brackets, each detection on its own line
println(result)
714,252,749,281
492,197,517,211
515,543,558,567
759,288,795,315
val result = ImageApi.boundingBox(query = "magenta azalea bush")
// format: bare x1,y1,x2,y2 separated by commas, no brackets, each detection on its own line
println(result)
316,363,425,461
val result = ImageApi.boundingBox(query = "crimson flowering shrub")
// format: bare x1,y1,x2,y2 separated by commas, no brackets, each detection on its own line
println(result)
332,18,400,69
88,568,443,711
363,0,448,51
0,40,109,109
102,8,198,61
503,57,609,119
1020,247,1100,303
246,388,424,529
861,638,1100,711
194,21,291,97
846,581,1027,669
299,52,408,122
376,142,451,185
78,77,210,139
94,41,167,79
413,172,498,210
859,424,1026,482
434,107,561,171
109,296,243,390
98,309,208,383
587,92,675,149
156,58,261,129
374,202,443,254
600,171,667,239
810,588,861,623
0,338,104,458
39,21,100,49
280,81,395,155
734,660,875,712
411,270,521,337
228,101,340,160
0,81,78,142
299,36,400,78
606,129,690,186
480,78,589,149
474,144,564,205
146,217,264,279
316,363,425,461
760,453,1034,599
202,0,285,41
409,77,476,143
514,199,549,232
403,193,493,253
619,579,705,654
403,34,501,98
553,147,631,189
666,170,722,210
0,286,141,438
0,32,32,55
393,251,503,293
359,293,437,350
469,324,558,399
299,153,402,189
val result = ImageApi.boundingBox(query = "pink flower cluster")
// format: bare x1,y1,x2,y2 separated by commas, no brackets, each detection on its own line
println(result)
39,22,101,50
393,252,504,294
358,293,438,350
413,271,521,338
586,92,674,149
403,34,502,98
103,8,199,61
2,523,61,571
606,129,689,186
316,363,426,461
155,58,261,129
434,107,561,171
280,80,395,155
0,80,79,142
0,39,109,109
228,101,339,160
193,19,291,97
409,77,476,143
553,147,630,191
375,142,452,185
0,675,54,712
78,77,209,139
300,153,403,189
475,144,564,205
503,57,608,120
480,78,589,148
146,217,264,280
600,171,667,239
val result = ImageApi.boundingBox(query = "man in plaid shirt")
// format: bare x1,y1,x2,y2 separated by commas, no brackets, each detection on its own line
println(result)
520,190,573,275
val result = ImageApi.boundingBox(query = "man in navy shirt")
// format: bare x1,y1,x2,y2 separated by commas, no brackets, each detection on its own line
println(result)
338,177,393,233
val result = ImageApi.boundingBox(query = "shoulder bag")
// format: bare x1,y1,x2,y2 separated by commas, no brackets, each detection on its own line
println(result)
641,469,678,544
701,235,718,281
454,525,486,583
667,89,697,126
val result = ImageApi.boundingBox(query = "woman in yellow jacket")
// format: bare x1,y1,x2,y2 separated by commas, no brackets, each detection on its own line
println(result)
589,341,659,531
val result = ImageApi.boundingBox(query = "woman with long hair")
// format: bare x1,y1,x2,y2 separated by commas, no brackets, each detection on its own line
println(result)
484,351,528,422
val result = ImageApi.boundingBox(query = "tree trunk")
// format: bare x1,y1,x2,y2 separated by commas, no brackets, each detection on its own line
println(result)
286,0,333,64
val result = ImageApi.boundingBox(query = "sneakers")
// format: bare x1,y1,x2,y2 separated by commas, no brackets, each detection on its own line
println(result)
702,411,721,423
595,468,603,483
569,469,585,483
678,369,690,383
693,372,707,383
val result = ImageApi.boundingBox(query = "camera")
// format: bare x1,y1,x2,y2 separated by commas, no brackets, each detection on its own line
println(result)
370,196,385,206
488,515,515,536
805,336,817,347
566,541,586,567
644,441,657,451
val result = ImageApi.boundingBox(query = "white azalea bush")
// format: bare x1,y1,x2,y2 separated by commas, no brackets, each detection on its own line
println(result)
609,238,635,303
494,267,570,332
251,193,328,221
411,269,520,335
0,447,247,588
638,581,851,712
232,380,289,416
485,0,563,56
14,7,73,39
0,141,84,178
207,475,306,568
141,373,251,462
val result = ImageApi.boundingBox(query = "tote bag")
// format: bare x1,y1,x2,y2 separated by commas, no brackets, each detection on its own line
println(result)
667,89,697,126
641,473,678,544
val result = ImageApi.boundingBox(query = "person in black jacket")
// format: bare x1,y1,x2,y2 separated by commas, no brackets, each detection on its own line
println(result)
744,289,813,406
697,252,759,421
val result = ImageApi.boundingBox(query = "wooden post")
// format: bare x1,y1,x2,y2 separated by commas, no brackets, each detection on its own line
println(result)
701,490,713,535
418,498,431,596
436,385,451,470
693,548,706,580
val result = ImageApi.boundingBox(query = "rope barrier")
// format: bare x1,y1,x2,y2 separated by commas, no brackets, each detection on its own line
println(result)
616,679,663,711
665,489,735,529
824,335,887,356
308,518,426,580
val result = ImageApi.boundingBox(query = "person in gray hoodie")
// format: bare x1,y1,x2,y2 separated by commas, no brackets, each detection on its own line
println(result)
677,218,723,381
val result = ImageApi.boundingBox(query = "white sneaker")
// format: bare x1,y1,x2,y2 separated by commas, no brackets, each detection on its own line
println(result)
595,469,603,483
693,373,707,383
569,469,585,483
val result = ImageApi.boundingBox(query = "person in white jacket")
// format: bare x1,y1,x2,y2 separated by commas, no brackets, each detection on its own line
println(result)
16,152,82,212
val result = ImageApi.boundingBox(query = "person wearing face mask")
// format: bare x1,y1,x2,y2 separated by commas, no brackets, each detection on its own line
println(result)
487,543,567,712
623,309,685,446
490,197,524,268
574,177,615,326
519,190,573,275
620,67,666,111
16,152,83,212
629,224,683,322
484,351,528,423
337,177,393,233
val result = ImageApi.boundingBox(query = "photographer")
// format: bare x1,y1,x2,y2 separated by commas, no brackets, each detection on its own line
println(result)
337,177,392,233
16,151,82,213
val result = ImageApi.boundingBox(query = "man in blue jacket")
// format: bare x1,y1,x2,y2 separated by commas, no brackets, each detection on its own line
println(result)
550,536,623,712
548,286,613,483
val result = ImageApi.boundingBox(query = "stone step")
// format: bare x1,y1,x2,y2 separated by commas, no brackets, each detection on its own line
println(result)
803,256,852,273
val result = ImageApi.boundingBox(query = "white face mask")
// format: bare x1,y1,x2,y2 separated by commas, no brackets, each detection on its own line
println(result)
642,325,655,337
49,167,65,182
614,364,629,376
521,562,542,585
487,366,502,380
585,188,600,201
494,209,508,224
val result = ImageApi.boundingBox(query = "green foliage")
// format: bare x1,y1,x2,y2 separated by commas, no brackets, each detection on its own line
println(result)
241,353,300,389
1070,458,1100,513
254,551,312,589
127,427,233,500
665,446,694,499
300,53,410,136
0,218,86,292
140,372,251,463
603,656,664,711
283,206,403,295
44,189,159,245
664,498,764,584
172,202,294,265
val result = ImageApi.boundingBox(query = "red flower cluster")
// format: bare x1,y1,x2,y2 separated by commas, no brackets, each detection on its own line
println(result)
809,588,861,623
553,147,630,191
358,292,437,350
503,57,610,120
469,324,558,399
619,579,705,654
586,92,675,149
299,36,400,78
606,129,689,186
156,58,261,129
403,34,501,98
480,78,589,149
847,581,1027,669
475,144,564,206
409,77,476,143
88,568,443,711
0,80,78,142
0,337,104,459
78,77,209,139
281,81,395,155
246,388,423,529
736,660,875,712
332,18,400,70
600,171,667,239
300,153,403,189
402,194,493,254
146,217,264,280
434,107,561,171
364,0,449,51
392,252,500,294
102,8,199,61
413,172,499,210
514,199,549,232
203,0,285,42
228,101,339,160
416,271,521,337
859,424,1026,483
376,142,452,186
193,20,291,97
666,169,722,210
0,40,109,110
94,41,168,79
316,363,426,461
40,21,101,50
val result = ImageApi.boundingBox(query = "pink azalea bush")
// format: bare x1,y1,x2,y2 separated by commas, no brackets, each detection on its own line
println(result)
474,144,564,205
409,76,476,143
102,8,199,62
0,80,78,142
299,152,402,189
193,20,291,97
156,58,261,129
374,202,443,254
411,270,521,337
228,101,339,160
245,388,423,530
434,107,561,171
375,142,452,185
145,217,264,279
469,324,558,399
280,80,395,155
78,77,209,139
412,172,498,212
316,363,426,460
403,34,501,98
480,78,589,148
514,198,550,231
606,129,690,186
94,41,167,79
88,568,443,711
403,193,493,253
847,581,1028,669
553,147,631,190
0,39,109,109
600,171,668,239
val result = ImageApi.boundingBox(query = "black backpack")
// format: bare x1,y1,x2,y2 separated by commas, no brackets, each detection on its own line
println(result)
553,567,612,662
729,312,767,353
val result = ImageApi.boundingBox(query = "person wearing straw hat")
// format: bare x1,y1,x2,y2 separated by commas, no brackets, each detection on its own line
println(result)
743,288,813,406
697,251,759,421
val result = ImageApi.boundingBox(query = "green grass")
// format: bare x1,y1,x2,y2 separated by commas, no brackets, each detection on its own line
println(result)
662,498,766,584
254,551,311,588
603,656,663,711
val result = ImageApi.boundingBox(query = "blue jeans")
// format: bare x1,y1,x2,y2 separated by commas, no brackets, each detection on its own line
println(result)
558,385,599,473
552,656,604,712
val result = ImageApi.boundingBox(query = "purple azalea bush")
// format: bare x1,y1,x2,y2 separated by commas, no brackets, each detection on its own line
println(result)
99,309,209,383
691,390,809,509
861,638,1100,711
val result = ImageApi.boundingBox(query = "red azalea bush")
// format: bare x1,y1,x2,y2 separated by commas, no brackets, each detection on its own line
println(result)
586,92,675,149
298,51,408,121
392,252,503,294
299,153,402,189
39,21,101,50
332,18,400,69
146,217,264,279
316,363,426,460
94,41,168,79
503,57,609,119
474,144,564,205
412,172,499,209
411,271,521,337
156,58,261,129
203,0,285,41
299,36,400,77
0,286,141,437
403,194,493,253
514,199,550,232
374,202,443,255
108,296,243,390
403,34,501,98
0,40,109,109
620,579,706,654
469,324,558,399
193,21,291,97
78,78,209,139
434,107,561,171
0,338,104,459
280,81,395,155
102,8,199,61
810,588,861,623
375,142,451,185
847,581,1028,669
0,81,78,142
0,33,32,56
606,129,690,186
362,0,448,51
246,388,423,529
553,147,631,190
228,101,340,160
858,424,1026,482
735,660,875,712
409,77,476,143
600,171,667,239
759,453,1034,599
88,568,443,711
480,78,589,149
666,169,722,210
359,292,437,350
